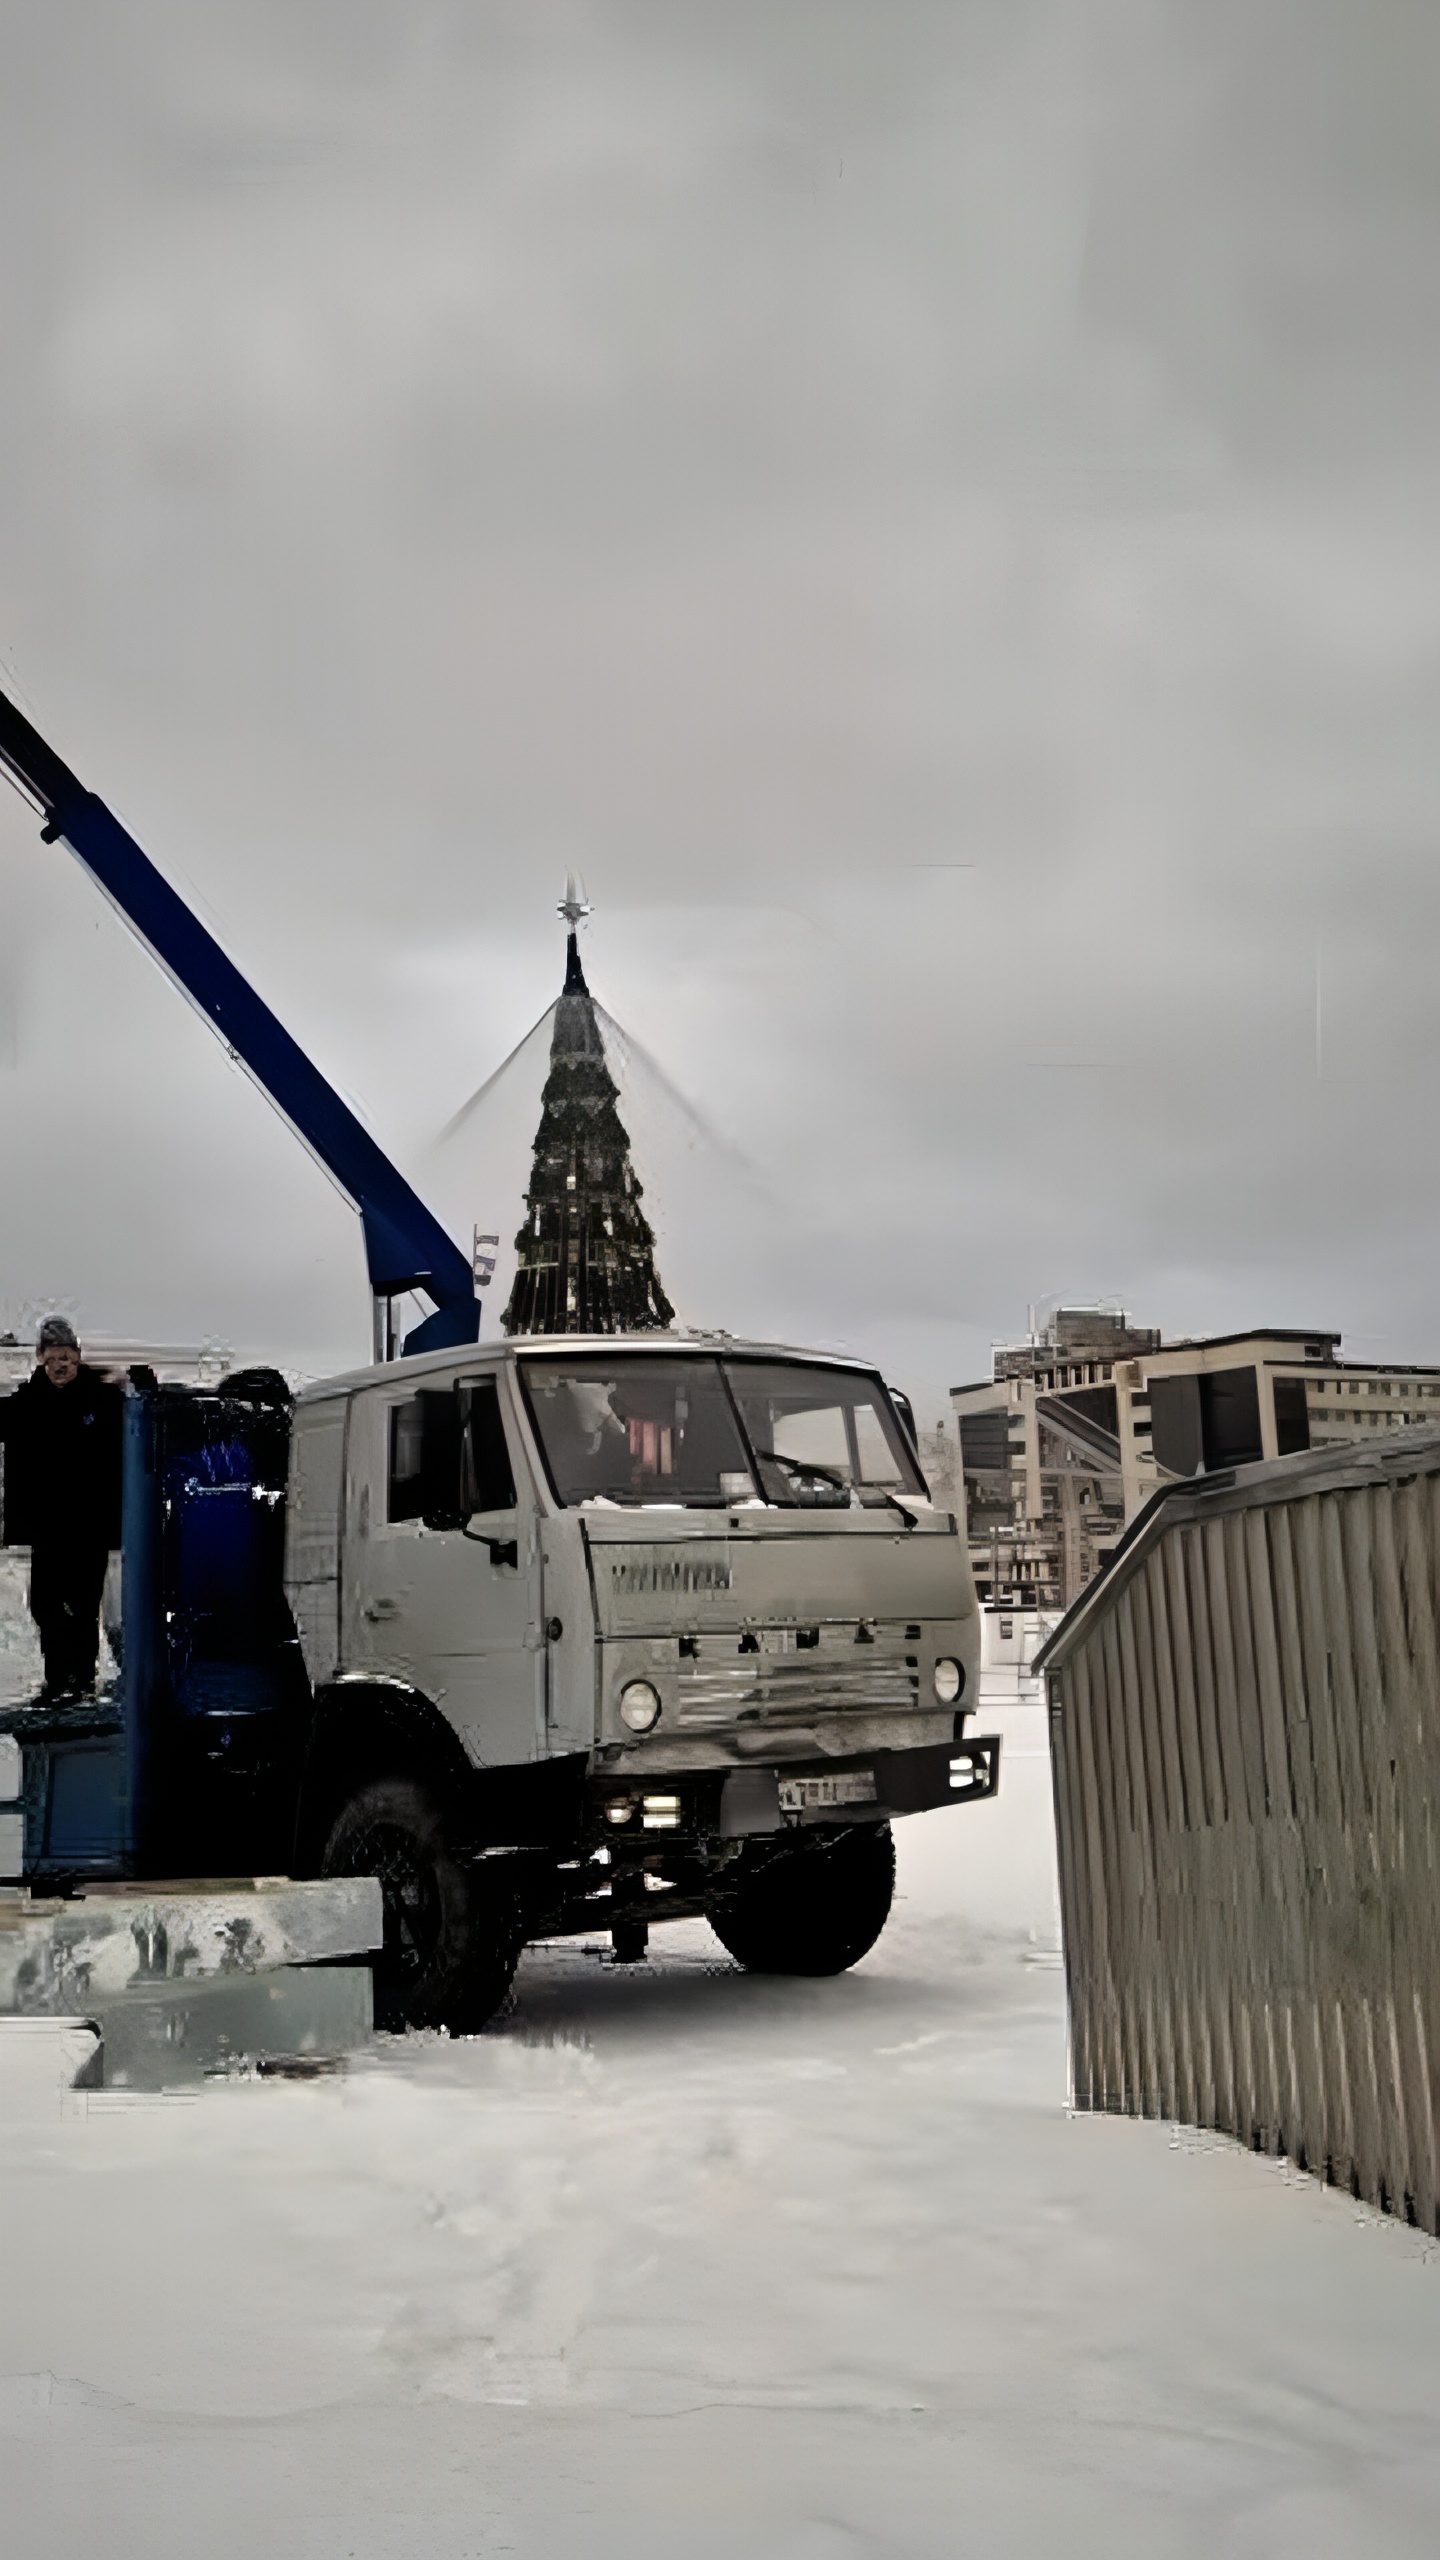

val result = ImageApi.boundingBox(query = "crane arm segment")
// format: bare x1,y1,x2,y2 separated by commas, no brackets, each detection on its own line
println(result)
0,684,479,1355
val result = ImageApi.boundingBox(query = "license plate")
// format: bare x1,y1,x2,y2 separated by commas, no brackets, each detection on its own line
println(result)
778,1769,877,1813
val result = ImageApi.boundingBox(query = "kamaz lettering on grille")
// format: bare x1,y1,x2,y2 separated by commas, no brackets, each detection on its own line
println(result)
610,1557,734,1595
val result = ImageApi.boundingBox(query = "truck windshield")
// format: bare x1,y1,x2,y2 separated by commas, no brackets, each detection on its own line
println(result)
724,1362,926,1506
519,1354,925,1509
519,1357,756,1508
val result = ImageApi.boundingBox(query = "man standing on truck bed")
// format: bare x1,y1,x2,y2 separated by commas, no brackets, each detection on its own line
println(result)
0,1316,122,1699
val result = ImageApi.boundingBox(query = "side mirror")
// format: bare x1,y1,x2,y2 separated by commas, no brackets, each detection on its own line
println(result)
459,1376,518,1514
887,1384,919,1457
417,1378,521,1534
417,1389,466,1532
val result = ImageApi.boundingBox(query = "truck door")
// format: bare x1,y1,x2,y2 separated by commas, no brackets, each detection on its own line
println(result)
344,1373,545,1770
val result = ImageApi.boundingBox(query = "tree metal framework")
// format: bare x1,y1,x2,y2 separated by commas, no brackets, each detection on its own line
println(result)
502,905,673,1338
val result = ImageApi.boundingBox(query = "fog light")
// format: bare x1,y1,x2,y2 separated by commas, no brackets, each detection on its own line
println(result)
620,1679,662,1733
642,1793,682,1830
933,1656,964,1705
603,1798,637,1827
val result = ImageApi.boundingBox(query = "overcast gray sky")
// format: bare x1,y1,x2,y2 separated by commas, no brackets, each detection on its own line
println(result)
2,1,1437,1423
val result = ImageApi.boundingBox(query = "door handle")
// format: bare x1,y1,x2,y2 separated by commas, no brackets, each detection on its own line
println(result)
362,1596,400,1623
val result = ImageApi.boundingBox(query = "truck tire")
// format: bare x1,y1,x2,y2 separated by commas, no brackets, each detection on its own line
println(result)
708,1821,896,1976
321,1775,520,2033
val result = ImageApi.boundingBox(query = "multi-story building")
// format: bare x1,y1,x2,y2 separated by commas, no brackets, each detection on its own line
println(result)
953,1308,1440,1611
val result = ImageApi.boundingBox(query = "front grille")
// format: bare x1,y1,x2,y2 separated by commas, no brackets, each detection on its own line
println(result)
674,1632,919,1727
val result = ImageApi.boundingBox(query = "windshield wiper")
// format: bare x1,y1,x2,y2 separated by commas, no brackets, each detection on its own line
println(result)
752,1448,846,1489
748,1449,919,1527
750,1448,879,1516
752,1448,844,1493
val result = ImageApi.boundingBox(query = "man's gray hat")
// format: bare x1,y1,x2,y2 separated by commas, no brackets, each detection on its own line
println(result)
36,1315,80,1354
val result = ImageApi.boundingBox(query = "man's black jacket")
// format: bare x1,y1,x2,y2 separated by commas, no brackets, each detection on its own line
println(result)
0,1364,124,1549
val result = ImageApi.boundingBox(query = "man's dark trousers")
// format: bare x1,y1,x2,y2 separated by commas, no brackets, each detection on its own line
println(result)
29,1539,109,1694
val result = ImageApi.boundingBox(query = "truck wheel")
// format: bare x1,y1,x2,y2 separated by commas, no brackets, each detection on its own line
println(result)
321,1775,519,2033
708,1822,896,1976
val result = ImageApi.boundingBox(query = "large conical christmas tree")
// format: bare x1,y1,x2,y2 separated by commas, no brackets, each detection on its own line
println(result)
502,899,674,1336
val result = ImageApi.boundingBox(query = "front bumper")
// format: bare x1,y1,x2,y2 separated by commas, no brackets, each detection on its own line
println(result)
588,1733,1000,1846
718,1734,1000,1834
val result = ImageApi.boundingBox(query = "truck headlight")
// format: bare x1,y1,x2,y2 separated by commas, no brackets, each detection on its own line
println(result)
619,1680,662,1733
933,1657,964,1705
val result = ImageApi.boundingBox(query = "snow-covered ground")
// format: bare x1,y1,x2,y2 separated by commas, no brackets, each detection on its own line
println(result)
6,1787,1440,2560
4,1585,1439,2553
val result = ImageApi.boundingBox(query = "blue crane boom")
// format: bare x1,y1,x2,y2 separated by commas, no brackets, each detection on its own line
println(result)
0,684,480,1356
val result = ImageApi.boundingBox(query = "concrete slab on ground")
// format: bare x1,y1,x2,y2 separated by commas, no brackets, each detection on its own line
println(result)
84,1962,375,2089
0,1876,383,2013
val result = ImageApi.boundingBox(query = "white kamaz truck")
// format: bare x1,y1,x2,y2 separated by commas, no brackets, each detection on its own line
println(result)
284,1334,996,2025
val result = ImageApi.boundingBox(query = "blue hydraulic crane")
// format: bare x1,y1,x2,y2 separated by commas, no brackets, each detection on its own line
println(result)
0,684,480,1357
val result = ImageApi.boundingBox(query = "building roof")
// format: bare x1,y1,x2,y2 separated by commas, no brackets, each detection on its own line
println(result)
952,1325,1348,1394
1159,1327,1339,1354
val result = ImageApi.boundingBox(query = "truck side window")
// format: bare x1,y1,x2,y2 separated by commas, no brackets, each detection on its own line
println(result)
388,1398,426,1523
462,1378,518,1515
